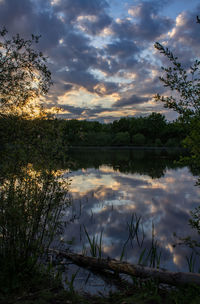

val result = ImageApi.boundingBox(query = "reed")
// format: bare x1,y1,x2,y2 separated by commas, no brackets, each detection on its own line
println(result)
65,269,79,294
138,223,162,269
127,213,145,248
186,252,197,273
83,225,103,258
120,212,145,261
120,215,162,269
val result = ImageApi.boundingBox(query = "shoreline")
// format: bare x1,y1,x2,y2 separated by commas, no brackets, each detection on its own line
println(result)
68,145,186,150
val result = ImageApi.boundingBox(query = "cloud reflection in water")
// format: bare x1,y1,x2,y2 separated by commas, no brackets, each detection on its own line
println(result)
63,149,200,272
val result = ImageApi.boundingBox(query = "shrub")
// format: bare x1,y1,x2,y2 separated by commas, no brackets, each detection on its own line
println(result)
132,133,146,146
0,165,70,291
154,138,163,147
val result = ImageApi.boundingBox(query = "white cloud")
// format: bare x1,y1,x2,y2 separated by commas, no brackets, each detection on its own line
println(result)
77,15,98,23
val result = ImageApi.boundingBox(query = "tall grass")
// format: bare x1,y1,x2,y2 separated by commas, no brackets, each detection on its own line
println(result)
120,212,145,261
186,252,198,273
83,225,103,258
138,223,162,269
0,164,70,290
120,214,162,269
127,213,145,248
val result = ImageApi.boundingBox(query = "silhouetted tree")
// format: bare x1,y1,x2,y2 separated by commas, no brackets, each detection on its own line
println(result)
0,27,51,116
154,42,200,121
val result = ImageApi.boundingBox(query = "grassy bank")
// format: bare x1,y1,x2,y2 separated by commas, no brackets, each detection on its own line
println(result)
1,271,200,304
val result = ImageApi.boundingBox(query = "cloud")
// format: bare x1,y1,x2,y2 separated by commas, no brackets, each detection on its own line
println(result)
0,0,35,35
63,164,200,271
0,0,67,47
114,94,150,107
0,0,199,121
165,5,200,58
111,0,174,43
75,13,112,35
53,0,112,35
52,0,109,21
105,39,139,59
58,104,118,120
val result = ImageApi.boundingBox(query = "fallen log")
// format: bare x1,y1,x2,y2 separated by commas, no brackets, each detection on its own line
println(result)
50,249,200,287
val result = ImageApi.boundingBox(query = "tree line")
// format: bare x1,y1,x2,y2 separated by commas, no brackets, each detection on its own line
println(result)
62,112,187,147
0,112,187,152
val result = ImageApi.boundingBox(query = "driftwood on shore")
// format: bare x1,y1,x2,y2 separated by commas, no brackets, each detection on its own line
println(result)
50,249,200,287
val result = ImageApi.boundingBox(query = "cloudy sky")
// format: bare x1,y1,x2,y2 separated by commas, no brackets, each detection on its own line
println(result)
1,0,200,122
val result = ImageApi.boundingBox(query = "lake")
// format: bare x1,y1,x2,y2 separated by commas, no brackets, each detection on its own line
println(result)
60,148,200,293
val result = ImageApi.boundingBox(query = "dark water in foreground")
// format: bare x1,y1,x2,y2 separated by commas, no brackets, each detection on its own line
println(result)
60,148,200,293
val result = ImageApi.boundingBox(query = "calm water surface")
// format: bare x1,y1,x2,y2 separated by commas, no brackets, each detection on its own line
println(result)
60,148,200,293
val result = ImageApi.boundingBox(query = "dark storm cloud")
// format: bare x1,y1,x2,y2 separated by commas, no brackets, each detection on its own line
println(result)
114,95,150,108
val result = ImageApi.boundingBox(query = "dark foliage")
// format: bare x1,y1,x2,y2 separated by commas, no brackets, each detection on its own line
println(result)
60,113,187,147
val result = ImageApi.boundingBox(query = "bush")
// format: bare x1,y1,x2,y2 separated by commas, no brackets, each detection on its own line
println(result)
0,165,70,291
165,138,178,147
154,138,163,147
112,132,130,146
132,133,146,146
